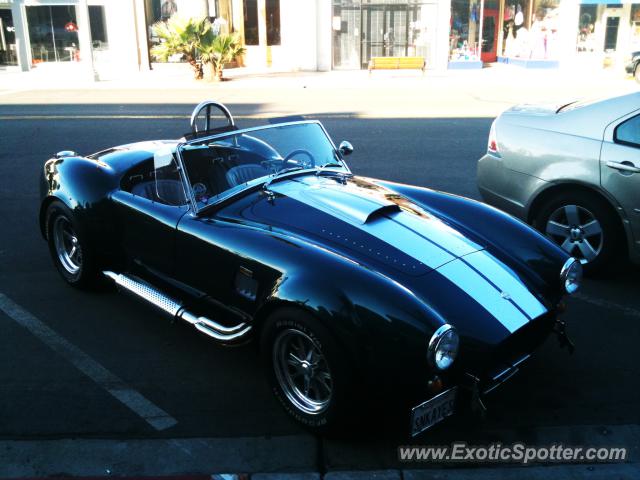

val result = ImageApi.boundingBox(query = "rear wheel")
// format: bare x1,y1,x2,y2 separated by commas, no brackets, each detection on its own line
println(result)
260,307,353,434
534,191,621,273
46,201,98,288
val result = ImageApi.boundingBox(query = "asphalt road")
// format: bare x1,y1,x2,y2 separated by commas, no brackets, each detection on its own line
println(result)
0,103,639,472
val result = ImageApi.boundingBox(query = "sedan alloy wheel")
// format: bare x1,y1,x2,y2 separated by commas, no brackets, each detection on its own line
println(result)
546,204,603,264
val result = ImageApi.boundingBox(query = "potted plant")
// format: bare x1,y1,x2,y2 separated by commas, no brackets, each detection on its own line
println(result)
150,16,211,80
199,32,246,82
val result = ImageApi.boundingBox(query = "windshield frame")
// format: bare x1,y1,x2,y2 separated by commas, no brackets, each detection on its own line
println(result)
175,120,351,215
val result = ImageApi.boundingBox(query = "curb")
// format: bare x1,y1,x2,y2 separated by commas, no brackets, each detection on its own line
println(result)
4,465,640,480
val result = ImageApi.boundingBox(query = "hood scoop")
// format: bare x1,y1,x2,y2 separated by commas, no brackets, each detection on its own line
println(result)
269,177,400,225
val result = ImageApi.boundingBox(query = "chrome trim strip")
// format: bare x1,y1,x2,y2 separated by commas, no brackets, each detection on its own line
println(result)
512,353,531,368
483,368,519,394
103,271,252,343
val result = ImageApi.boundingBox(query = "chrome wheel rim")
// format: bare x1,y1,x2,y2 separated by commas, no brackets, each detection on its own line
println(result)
546,204,603,264
52,216,82,274
273,328,333,415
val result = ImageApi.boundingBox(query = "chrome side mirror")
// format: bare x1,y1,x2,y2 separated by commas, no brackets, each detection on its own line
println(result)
338,141,354,157
55,150,78,158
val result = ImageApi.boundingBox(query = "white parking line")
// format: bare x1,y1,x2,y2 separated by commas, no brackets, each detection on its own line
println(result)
0,293,178,431
574,293,640,318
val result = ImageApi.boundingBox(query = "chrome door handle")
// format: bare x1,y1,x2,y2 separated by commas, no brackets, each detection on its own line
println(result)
606,161,640,174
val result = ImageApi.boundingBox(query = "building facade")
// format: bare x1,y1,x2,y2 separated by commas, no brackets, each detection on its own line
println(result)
0,0,637,76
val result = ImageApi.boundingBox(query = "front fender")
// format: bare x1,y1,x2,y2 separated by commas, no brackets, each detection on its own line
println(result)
375,179,569,301
252,234,445,382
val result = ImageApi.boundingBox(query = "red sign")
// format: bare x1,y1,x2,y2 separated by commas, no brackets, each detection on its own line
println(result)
64,22,77,32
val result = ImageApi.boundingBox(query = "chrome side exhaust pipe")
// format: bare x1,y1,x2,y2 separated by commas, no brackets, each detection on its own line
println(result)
103,271,252,343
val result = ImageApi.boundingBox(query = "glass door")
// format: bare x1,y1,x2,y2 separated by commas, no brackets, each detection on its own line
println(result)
26,5,79,64
332,4,362,69
481,0,498,62
361,5,409,68
604,14,620,52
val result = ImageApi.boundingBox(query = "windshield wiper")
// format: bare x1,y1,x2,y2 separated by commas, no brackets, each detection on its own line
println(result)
315,162,352,182
263,166,309,190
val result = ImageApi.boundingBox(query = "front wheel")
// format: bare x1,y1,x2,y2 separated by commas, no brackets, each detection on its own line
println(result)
534,192,621,273
45,200,98,288
260,308,353,434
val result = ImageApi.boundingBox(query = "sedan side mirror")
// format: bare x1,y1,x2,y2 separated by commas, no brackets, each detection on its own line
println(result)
338,141,354,157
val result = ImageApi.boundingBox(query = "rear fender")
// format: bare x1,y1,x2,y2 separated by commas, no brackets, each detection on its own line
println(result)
39,155,120,252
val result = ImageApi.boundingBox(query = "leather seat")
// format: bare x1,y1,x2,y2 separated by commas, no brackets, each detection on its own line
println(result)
225,164,269,187
131,179,186,206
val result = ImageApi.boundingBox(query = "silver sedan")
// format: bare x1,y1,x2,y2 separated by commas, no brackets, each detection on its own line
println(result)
477,92,640,272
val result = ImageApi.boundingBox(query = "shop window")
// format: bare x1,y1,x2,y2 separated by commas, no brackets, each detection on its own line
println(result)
502,0,560,60
26,6,80,63
89,6,108,51
0,9,17,66
243,0,259,45
449,0,481,62
577,5,597,53
266,0,280,46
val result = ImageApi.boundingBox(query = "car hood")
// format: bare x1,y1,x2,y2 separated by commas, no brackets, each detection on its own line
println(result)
263,174,485,275
221,175,550,344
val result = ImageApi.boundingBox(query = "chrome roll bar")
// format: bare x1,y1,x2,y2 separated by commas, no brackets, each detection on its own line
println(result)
189,100,235,136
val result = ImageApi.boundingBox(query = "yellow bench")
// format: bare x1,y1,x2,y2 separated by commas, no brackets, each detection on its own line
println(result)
368,56,426,74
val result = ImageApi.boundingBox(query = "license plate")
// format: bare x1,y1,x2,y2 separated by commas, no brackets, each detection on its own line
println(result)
410,387,457,437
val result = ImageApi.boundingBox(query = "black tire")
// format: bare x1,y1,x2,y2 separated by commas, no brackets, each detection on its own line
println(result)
534,191,621,273
634,63,640,83
45,200,98,288
260,307,353,434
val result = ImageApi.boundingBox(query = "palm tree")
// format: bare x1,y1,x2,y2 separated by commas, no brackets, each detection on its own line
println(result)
199,32,246,82
150,16,211,79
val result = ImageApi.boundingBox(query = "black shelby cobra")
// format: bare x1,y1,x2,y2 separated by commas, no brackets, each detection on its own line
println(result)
40,101,581,436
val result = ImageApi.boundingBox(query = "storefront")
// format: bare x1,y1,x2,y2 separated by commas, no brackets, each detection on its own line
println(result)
330,0,577,70
332,0,447,70
577,1,639,63
4,0,150,78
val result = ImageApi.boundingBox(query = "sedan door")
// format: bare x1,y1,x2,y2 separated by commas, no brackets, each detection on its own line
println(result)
601,112,640,253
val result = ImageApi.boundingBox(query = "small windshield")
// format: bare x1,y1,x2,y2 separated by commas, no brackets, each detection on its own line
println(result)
178,122,348,210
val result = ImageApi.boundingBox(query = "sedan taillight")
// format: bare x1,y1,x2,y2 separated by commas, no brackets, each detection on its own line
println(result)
488,121,500,156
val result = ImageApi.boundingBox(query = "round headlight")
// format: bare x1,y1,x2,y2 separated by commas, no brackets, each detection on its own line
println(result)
427,324,459,370
560,258,582,295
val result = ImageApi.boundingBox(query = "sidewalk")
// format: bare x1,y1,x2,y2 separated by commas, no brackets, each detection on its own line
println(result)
1,63,637,119
1,423,639,478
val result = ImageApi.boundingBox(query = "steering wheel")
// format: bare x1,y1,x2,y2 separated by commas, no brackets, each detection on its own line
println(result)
282,149,316,169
